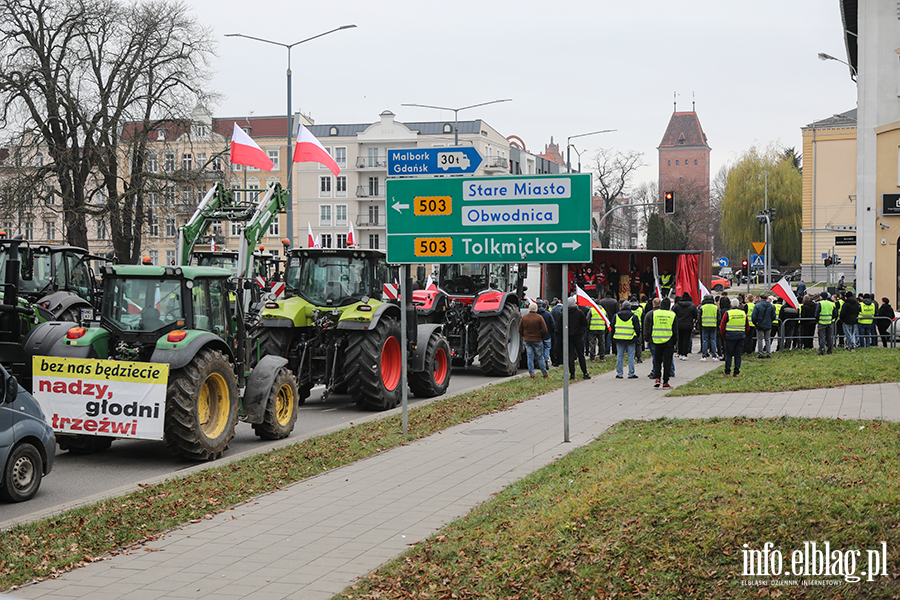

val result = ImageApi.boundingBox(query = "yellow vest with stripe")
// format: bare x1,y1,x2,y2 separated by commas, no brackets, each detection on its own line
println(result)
700,303,718,328
773,303,781,325
859,302,876,325
660,274,672,286
613,314,636,341
589,305,607,331
651,310,675,344
633,304,644,324
745,302,755,327
725,309,747,333
818,300,836,325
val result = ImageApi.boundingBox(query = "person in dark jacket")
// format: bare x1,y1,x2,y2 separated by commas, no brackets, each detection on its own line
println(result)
550,298,564,365
519,302,548,379
716,293,731,359
566,297,591,380
839,291,860,350
877,297,894,347
537,300,555,368
800,295,817,349
611,301,641,379
751,295,776,358
672,292,698,360
599,291,620,356
780,302,800,349
720,297,750,376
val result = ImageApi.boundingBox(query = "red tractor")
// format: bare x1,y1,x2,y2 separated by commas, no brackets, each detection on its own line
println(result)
412,263,525,376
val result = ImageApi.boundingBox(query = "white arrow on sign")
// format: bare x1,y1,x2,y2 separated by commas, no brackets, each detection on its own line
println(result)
391,200,409,214
561,240,581,251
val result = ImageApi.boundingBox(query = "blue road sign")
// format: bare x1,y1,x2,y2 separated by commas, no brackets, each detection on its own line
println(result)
750,254,765,268
718,257,729,267
387,147,483,176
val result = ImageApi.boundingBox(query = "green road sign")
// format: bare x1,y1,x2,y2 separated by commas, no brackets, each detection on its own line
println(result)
385,173,592,264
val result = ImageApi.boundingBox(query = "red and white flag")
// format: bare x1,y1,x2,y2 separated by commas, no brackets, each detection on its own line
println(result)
575,285,610,328
425,276,437,291
654,276,663,299
230,123,274,172
347,221,356,247
293,124,341,177
698,279,711,298
772,277,800,309
307,223,315,248
314,235,321,249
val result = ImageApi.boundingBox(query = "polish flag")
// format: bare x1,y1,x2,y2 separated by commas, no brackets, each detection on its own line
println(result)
230,123,274,172
347,221,356,247
307,223,315,248
425,276,436,291
575,285,609,328
315,235,321,249
293,124,341,177
772,277,800,309
698,279,711,298
654,276,663,299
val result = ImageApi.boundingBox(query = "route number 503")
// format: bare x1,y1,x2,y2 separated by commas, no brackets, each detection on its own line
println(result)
414,196,452,216
415,237,452,257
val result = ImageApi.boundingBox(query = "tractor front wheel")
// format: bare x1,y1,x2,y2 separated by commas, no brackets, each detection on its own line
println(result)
409,332,451,398
165,348,238,461
252,368,299,440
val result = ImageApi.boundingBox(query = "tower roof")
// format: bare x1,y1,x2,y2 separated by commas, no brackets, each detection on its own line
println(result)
658,111,710,149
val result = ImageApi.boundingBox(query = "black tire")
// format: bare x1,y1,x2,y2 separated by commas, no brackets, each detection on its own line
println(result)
409,333,451,398
345,317,403,410
254,327,305,404
57,435,113,454
252,368,299,440
165,348,238,461
713,284,724,292
477,303,521,376
57,306,83,322
0,443,43,502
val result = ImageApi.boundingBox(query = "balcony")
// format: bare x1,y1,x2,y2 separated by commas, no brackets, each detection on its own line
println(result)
482,156,509,173
355,185,384,199
356,214,384,228
355,157,387,170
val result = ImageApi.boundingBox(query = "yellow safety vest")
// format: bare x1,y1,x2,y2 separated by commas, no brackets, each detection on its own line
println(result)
660,274,672,286
700,303,718,327
651,310,675,344
589,305,607,331
725,309,747,333
773,303,781,325
745,302,755,327
859,302,875,325
633,304,644,323
818,300,835,325
613,314,635,341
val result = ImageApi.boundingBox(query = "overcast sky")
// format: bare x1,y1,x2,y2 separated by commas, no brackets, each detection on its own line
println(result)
190,0,857,187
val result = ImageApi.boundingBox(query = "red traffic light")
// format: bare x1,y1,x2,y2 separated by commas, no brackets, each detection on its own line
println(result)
741,259,749,268
664,191,675,214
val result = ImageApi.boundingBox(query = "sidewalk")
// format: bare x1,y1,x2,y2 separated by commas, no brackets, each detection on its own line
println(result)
9,358,900,600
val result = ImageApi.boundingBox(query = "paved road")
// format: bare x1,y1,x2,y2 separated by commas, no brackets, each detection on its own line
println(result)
1,365,501,529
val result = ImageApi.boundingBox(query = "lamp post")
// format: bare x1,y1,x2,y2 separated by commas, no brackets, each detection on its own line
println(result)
566,130,615,174
818,52,858,80
226,24,357,246
401,99,512,146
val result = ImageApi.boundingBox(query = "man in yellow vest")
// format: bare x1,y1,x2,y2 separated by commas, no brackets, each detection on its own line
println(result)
815,291,836,355
611,300,641,379
651,298,676,388
858,293,877,348
720,297,749,377
587,303,608,361
698,294,719,361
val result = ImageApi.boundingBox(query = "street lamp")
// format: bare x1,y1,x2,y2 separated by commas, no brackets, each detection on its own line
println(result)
818,52,858,80
566,130,615,173
226,24,357,246
401,99,512,145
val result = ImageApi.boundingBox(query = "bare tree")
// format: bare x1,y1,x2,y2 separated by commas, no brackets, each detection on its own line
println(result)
629,180,659,246
589,148,644,248
0,0,216,257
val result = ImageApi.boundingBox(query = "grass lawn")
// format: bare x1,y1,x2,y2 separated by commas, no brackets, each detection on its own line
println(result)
670,347,900,397
0,361,613,592
339,417,900,600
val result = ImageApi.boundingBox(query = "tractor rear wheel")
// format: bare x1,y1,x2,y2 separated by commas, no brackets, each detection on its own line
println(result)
477,303,521,376
345,317,403,410
252,368,299,440
165,348,238,461
409,332,451,398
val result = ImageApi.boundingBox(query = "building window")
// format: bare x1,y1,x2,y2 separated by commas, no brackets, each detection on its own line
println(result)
248,183,260,202
196,125,207,138
182,187,192,204
149,218,159,237
268,219,279,236
212,156,222,171
149,250,159,265
165,219,176,238
334,147,347,167
368,234,380,249
368,176,380,197
319,204,332,226
232,161,241,172
166,250,176,266
146,153,159,173
320,176,332,197
675,160,679,166
368,204,379,226
45,194,55,206
336,175,347,197
443,123,452,133
164,153,175,172
45,220,55,241
24,221,34,239
668,160,671,166
337,233,348,248
157,129,166,141
230,221,241,237
196,153,207,170
330,126,338,135
320,233,332,248
182,153,192,170
268,150,279,170
694,159,698,165
367,147,379,168
335,204,348,227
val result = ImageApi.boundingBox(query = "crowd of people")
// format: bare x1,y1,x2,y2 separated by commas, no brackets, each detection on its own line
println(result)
518,287,897,386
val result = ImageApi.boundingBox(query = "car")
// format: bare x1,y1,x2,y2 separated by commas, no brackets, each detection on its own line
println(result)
710,275,730,292
0,364,55,502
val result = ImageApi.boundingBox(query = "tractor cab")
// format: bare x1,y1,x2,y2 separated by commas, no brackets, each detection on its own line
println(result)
283,248,392,307
191,250,239,273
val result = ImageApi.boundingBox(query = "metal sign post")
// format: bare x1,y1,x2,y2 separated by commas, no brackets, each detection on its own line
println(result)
562,263,570,443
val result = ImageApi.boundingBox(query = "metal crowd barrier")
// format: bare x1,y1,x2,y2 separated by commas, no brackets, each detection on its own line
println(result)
777,315,896,350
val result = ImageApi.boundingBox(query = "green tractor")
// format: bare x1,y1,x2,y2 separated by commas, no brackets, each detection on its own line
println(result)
255,247,451,410
25,264,298,460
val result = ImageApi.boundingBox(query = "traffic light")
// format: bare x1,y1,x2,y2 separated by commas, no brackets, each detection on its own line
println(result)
741,259,749,269
834,254,841,265
824,256,833,267
769,207,776,222
664,191,675,214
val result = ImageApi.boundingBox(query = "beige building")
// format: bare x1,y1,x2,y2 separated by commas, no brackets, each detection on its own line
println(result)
800,109,857,284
